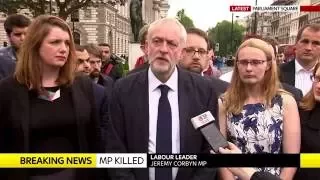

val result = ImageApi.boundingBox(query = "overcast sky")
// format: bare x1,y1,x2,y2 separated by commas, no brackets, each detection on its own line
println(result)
167,0,274,31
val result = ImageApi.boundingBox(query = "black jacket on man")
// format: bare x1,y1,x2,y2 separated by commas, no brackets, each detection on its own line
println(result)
0,47,16,80
279,60,295,87
106,67,218,180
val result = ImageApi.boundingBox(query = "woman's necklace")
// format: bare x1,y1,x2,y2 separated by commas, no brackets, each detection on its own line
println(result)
38,88,61,101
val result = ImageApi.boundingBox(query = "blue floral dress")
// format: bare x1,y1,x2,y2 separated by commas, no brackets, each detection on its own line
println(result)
226,95,283,176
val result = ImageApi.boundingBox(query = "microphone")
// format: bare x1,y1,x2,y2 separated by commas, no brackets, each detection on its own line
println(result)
191,111,229,153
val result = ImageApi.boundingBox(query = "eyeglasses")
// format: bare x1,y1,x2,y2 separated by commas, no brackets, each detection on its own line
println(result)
184,47,208,57
310,75,320,83
236,59,268,67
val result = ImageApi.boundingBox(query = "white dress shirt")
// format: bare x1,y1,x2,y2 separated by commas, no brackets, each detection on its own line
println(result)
295,60,314,96
148,67,180,180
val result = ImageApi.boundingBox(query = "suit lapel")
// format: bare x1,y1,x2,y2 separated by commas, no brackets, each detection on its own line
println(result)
282,60,295,86
136,69,150,152
177,69,191,153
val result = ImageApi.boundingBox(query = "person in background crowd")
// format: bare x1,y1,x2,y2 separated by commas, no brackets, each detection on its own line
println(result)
280,24,320,95
263,36,303,102
84,43,113,88
294,62,320,180
0,15,103,180
283,45,295,63
203,39,222,78
99,43,124,81
106,17,218,180
217,142,282,180
75,44,91,75
134,24,149,69
179,27,228,95
276,46,285,65
98,43,111,65
127,24,150,75
0,14,31,80
218,38,300,179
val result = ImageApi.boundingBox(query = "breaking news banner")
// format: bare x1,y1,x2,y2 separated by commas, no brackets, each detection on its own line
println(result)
0,153,319,168
230,5,320,13
0,153,147,168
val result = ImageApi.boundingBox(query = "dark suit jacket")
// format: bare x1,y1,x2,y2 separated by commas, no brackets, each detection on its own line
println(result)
0,58,15,81
106,67,218,180
126,63,149,76
281,83,303,102
279,60,295,86
206,76,229,96
0,76,104,180
97,74,114,89
294,107,320,180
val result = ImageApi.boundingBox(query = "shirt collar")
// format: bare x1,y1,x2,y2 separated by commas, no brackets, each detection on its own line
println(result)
148,66,178,92
295,59,315,73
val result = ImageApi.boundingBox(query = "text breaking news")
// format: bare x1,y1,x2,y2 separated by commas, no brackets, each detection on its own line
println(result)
0,153,319,168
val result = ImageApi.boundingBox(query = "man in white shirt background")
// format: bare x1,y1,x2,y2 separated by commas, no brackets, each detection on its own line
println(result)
280,23,320,95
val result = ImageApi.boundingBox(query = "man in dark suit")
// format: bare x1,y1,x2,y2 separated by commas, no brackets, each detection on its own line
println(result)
179,27,228,95
280,24,320,96
106,18,218,180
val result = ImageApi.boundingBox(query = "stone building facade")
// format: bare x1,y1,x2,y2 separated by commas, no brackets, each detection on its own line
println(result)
245,0,320,44
0,0,170,56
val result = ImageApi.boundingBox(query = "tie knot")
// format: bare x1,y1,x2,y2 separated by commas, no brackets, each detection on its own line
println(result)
158,85,170,96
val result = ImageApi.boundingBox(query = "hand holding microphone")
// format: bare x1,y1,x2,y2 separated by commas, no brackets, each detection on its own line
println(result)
191,112,281,180
191,111,228,153
216,142,281,180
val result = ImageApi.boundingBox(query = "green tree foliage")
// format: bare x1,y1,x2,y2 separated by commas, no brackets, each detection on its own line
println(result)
208,20,245,56
0,0,127,20
176,9,194,29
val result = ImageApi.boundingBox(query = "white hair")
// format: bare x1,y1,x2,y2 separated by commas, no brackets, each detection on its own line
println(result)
147,17,187,45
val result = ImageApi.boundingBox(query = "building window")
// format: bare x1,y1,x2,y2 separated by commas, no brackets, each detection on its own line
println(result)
118,37,120,53
73,32,80,45
83,7,91,18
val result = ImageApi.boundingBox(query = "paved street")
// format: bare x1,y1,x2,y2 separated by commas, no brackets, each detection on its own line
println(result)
220,66,233,75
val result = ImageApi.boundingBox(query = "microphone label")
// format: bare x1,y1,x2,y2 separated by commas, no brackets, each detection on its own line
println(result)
191,111,215,129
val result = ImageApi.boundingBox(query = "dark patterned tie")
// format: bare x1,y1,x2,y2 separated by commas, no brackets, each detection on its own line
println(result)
155,85,172,180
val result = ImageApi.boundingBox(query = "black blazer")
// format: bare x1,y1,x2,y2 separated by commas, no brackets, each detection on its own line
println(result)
126,63,149,76
206,76,229,96
294,108,320,180
0,76,103,180
279,60,295,86
97,74,114,89
106,67,218,180
281,83,303,102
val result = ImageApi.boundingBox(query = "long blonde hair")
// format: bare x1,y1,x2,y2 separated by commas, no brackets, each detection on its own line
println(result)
15,15,76,93
223,38,281,114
